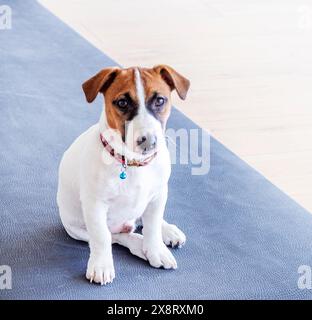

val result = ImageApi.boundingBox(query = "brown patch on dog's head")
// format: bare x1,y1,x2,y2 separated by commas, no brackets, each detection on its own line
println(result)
139,65,190,127
82,67,140,140
82,65,190,141
152,65,190,100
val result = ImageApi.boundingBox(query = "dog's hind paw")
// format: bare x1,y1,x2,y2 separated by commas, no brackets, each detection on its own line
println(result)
162,222,186,248
143,242,177,269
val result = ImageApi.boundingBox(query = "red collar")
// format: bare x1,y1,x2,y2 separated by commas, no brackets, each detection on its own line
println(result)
100,133,157,167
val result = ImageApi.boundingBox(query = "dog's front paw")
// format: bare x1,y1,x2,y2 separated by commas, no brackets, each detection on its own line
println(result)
86,256,115,285
143,243,177,269
162,223,186,248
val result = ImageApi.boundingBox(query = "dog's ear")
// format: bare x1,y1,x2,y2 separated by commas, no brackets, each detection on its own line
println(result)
153,65,190,100
82,67,120,103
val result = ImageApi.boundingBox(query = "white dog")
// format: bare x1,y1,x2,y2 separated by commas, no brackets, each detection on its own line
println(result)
57,65,190,285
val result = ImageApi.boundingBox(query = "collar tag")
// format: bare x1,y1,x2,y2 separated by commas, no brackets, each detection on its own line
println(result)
120,156,127,180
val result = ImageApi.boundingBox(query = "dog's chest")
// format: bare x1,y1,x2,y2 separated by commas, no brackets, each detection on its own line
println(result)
108,183,149,222
104,164,168,225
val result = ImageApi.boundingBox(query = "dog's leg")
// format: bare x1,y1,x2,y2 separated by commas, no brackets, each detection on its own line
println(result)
112,233,146,260
82,197,115,285
162,220,186,248
141,187,177,269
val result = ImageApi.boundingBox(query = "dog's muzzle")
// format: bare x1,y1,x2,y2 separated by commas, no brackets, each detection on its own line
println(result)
136,133,157,153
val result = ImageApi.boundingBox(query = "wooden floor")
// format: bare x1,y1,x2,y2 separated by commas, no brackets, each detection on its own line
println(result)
39,0,312,212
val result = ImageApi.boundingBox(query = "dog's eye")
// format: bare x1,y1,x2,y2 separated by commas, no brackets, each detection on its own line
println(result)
155,97,165,107
117,98,128,109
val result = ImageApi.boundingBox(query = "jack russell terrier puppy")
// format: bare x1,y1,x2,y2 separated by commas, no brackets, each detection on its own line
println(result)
57,65,190,285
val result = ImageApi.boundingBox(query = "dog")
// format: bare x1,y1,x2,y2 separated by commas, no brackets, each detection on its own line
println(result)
57,65,190,285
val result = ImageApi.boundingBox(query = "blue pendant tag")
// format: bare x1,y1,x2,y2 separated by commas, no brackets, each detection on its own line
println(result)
120,171,127,179
120,161,127,180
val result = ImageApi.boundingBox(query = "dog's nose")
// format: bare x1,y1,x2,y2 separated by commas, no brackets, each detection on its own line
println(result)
137,133,157,152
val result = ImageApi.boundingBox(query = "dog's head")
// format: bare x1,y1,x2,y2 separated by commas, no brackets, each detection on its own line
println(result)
82,65,190,155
